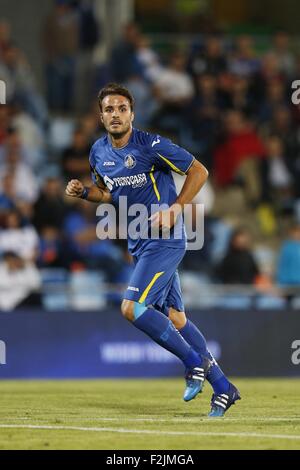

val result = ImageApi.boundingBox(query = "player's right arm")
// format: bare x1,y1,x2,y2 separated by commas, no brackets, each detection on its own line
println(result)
65,179,112,203
66,142,113,203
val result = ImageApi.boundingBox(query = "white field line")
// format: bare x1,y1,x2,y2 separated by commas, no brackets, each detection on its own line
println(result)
1,416,300,423
0,424,300,441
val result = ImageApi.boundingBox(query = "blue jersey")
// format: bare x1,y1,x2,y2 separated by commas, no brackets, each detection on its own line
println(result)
89,128,195,256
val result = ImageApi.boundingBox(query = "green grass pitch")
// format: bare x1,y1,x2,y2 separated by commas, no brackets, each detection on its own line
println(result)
0,378,300,450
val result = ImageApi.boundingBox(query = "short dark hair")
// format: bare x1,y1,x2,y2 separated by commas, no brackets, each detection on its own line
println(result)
98,83,134,111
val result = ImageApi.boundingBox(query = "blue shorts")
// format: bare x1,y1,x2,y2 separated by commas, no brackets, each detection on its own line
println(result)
124,245,185,313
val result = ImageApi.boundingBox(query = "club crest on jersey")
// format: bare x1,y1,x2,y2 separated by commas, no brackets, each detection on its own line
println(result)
124,154,136,169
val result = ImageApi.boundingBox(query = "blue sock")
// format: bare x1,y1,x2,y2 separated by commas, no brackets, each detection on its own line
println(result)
133,306,202,369
179,319,230,394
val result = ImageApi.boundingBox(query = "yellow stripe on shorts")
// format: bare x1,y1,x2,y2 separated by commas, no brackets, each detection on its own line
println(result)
138,271,164,304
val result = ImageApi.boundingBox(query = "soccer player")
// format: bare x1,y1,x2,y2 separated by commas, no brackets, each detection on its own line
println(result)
65,83,241,417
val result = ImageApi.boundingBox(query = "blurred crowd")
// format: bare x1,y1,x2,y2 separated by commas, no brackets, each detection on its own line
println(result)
1,1,300,310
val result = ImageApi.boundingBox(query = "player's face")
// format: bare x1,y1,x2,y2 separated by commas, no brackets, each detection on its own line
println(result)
100,95,134,137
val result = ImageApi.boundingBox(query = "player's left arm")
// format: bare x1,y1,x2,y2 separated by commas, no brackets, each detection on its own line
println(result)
175,158,209,209
149,136,208,229
150,159,208,229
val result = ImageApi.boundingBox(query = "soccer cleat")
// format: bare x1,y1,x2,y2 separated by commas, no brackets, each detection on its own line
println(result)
183,357,212,402
208,383,241,417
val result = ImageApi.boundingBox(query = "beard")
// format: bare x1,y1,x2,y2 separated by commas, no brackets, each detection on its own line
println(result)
106,120,132,139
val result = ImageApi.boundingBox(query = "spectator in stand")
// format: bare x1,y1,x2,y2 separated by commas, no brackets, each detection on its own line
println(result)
79,106,102,144
227,75,256,117
0,208,39,262
260,107,300,200
181,73,224,169
74,1,101,110
251,52,284,104
152,51,194,134
259,135,294,210
77,0,100,53
0,44,48,127
135,35,163,83
38,225,70,268
125,74,157,128
229,35,260,78
261,106,299,160
0,147,39,203
153,51,194,105
110,23,141,83
0,127,29,160
61,126,90,181
277,224,300,286
0,173,35,227
33,177,67,231
270,30,295,78
258,78,289,123
188,34,227,79
43,0,80,112
0,251,41,311
216,227,259,284
213,110,266,205
63,199,122,279
0,125,43,176
10,104,46,171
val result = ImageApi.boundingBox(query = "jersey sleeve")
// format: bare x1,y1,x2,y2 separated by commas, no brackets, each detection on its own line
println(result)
149,135,195,175
89,145,104,187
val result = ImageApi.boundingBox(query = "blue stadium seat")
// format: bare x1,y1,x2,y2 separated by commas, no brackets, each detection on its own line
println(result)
41,268,69,310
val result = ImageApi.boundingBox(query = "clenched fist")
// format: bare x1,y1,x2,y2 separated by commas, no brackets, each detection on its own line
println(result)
65,179,84,198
